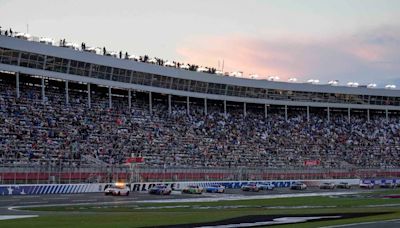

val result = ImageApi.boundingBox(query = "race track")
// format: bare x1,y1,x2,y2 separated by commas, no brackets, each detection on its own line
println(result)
0,187,377,215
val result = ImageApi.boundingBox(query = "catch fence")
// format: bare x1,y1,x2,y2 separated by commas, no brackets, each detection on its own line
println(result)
1,164,399,184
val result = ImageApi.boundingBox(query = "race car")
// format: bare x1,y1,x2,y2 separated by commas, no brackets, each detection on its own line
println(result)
204,184,225,193
359,182,374,189
337,182,351,189
380,182,395,188
241,183,260,192
104,183,130,196
148,184,172,195
182,185,203,194
257,183,275,190
319,182,335,189
290,182,307,190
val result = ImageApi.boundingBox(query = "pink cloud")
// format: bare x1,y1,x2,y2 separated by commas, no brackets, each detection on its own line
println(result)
176,26,400,85
177,36,297,79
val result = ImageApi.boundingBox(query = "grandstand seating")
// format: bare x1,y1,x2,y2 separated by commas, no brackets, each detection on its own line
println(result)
1,73,400,172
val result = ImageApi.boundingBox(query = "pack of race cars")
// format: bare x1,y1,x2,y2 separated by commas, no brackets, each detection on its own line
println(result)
104,181,399,196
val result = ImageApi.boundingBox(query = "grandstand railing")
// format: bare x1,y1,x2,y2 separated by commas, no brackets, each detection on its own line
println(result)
0,165,399,184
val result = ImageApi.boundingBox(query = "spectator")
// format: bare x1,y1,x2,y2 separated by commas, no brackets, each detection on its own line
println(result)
0,76,399,169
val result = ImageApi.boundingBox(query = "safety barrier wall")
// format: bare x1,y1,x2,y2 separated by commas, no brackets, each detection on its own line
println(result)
2,178,399,195
0,179,357,195
0,183,106,196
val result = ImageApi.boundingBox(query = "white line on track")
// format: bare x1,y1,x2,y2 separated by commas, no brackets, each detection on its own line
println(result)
136,191,362,203
7,200,139,211
71,199,98,202
320,219,400,228
47,197,69,200
12,196,39,198
0,199,21,202
197,216,342,228
0,215,38,221
4,190,363,213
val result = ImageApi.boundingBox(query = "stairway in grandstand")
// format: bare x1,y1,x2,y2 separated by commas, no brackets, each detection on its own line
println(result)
340,160,357,169
82,155,109,166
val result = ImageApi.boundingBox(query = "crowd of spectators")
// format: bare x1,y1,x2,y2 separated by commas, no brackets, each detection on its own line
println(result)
1,76,400,170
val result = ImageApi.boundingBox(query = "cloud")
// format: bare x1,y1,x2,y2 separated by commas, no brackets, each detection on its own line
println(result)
176,26,400,86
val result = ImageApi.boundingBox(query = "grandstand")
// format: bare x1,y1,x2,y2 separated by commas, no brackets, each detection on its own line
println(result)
1,28,400,184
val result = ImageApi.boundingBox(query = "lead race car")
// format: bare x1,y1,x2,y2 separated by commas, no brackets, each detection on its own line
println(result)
104,183,130,196
148,184,172,195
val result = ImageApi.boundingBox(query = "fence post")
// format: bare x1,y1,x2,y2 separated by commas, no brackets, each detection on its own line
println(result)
79,167,82,183
25,170,28,184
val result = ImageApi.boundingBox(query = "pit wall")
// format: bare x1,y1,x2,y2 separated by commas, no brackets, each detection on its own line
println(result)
0,178,398,195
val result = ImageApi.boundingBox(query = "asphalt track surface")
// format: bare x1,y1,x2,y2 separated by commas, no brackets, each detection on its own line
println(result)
0,187,398,227
1,187,368,210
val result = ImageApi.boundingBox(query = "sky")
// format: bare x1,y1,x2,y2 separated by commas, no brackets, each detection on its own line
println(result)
0,0,400,86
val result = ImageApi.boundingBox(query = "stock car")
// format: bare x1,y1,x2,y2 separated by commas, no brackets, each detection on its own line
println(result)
290,182,307,190
104,183,130,196
241,183,260,192
257,183,275,190
182,185,203,194
204,184,225,193
359,182,374,189
148,184,172,195
320,182,336,189
337,182,352,189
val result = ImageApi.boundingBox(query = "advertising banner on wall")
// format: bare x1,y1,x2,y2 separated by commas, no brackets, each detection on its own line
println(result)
0,178,365,195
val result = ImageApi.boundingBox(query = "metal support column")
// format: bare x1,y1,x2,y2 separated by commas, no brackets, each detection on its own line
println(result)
149,92,152,116
243,103,247,117
367,109,370,122
284,105,288,121
223,100,227,116
87,83,91,108
65,80,69,105
348,108,351,122
327,107,330,122
128,89,131,110
41,77,45,103
307,106,310,122
386,109,389,121
186,96,190,115
16,72,20,98
108,86,112,109
264,104,268,119
168,94,172,114
204,98,207,115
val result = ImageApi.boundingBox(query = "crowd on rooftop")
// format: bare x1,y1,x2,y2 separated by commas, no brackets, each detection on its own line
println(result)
0,26,219,75
0,75,399,170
